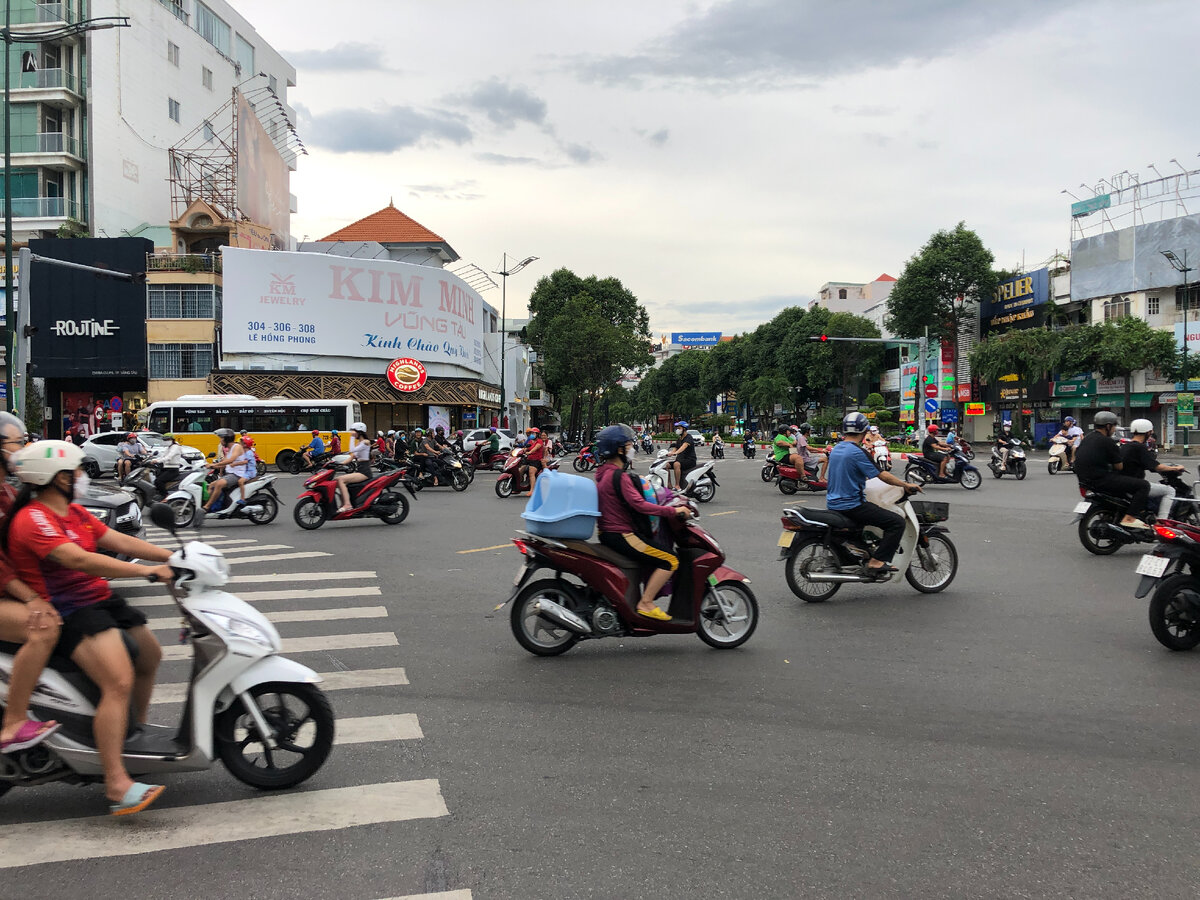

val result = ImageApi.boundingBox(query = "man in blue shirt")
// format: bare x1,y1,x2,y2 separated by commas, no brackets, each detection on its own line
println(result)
827,412,921,577
302,429,326,467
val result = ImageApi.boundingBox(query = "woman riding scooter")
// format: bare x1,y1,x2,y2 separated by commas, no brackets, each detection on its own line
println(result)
336,422,372,514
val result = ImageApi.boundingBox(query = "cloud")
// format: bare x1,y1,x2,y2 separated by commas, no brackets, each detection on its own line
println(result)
302,106,472,153
574,0,1085,89
287,42,390,72
475,152,546,167
406,180,483,202
446,78,548,130
634,127,670,146
832,104,896,117
561,142,600,164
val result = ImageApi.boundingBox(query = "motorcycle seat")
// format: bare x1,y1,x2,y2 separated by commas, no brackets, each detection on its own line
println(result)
559,539,644,573
785,507,855,530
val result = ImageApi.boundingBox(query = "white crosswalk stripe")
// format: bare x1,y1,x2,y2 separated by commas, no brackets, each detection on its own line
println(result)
225,550,332,565
160,630,398,661
144,605,388,630
111,570,376,589
128,585,384,608
152,666,410,704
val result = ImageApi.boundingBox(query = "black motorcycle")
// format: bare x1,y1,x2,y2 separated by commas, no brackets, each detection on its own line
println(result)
743,441,757,460
711,440,725,459
1075,471,1198,555
402,449,469,492
1135,518,1200,650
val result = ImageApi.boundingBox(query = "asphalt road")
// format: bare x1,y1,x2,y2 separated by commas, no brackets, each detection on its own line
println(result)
3,448,1200,899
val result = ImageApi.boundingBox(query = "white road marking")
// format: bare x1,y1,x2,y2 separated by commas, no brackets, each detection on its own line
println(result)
153,666,410,704
225,551,332,565
161,630,398,661
336,713,422,744
145,605,388,630
206,543,295,555
382,892,474,900
111,570,378,589
0,779,449,868
129,585,384,608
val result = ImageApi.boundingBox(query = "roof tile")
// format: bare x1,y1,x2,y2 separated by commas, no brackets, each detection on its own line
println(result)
320,201,447,244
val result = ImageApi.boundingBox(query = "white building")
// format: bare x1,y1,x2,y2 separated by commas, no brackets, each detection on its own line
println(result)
5,0,297,245
812,274,897,316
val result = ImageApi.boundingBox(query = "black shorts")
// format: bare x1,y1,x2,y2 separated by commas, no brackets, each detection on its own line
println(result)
925,451,946,464
599,531,678,572
56,594,147,659
526,459,544,472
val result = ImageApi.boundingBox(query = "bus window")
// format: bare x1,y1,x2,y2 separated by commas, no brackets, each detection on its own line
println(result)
147,408,171,433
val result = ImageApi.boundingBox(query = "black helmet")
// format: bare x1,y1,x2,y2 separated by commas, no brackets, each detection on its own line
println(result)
596,424,636,459
799,423,812,434
842,412,869,435
1093,411,1119,428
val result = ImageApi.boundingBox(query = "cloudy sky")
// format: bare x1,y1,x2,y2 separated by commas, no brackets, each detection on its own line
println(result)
235,0,1200,336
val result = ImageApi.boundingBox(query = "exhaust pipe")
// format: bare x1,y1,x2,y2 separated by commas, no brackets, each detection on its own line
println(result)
532,598,592,634
803,572,886,583
240,505,264,515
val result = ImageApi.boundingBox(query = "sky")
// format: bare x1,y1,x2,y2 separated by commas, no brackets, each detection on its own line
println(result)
233,0,1200,337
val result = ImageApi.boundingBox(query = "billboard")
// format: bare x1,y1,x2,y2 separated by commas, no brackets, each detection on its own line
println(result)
671,332,722,347
29,238,152,378
981,268,1049,334
221,247,484,373
236,90,290,248
1071,212,1200,300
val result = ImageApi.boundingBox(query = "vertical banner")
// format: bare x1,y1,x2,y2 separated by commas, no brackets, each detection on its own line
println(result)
940,341,956,398
1178,392,1195,427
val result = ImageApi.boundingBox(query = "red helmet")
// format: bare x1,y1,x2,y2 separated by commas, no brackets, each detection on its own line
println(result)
312,429,320,435
126,433,136,441
529,427,541,435
927,424,939,434
241,436,255,447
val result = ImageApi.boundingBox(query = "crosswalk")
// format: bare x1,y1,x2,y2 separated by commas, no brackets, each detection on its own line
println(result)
0,523,470,898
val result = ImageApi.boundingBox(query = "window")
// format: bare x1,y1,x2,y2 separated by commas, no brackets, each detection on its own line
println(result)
202,119,214,142
194,2,230,55
201,66,213,90
234,34,255,76
1103,296,1130,322
268,74,277,95
1148,295,1160,316
148,284,220,318
167,41,180,66
158,0,188,23
168,98,181,123
1178,285,1195,312
838,288,848,300
149,343,214,379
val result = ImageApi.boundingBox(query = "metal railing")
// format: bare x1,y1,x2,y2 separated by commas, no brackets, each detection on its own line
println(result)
147,253,223,274
157,0,188,23
14,68,78,94
10,2,73,25
9,197,78,219
9,132,80,156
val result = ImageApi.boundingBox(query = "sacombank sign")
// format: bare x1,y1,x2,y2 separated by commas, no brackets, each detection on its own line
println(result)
222,247,484,373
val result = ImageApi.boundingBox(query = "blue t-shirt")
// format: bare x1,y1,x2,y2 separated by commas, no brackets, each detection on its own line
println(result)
826,440,880,511
307,436,326,454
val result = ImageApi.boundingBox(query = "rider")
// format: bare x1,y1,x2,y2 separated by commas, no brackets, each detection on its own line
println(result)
994,422,1018,471
773,425,802,472
115,432,141,480
666,421,696,490
301,429,325,469
4,440,174,815
336,422,372,513
434,425,450,448
452,430,466,454
1074,411,1151,530
235,436,257,505
522,427,545,493
151,433,184,498
328,429,342,456
419,428,445,481
594,424,692,622
199,428,245,521
1122,418,1186,521
827,412,923,578
797,423,827,479
922,424,952,481
1056,416,1084,469
486,426,501,464
392,429,407,461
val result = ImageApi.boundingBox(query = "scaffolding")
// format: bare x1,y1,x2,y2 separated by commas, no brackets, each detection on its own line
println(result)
1069,161,1200,240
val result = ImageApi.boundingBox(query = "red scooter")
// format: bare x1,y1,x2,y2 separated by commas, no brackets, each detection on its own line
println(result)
499,500,759,655
292,460,416,529
468,442,506,472
776,458,828,494
495,448,561,498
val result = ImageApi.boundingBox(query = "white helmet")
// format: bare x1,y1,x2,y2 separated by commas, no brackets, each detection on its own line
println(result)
351,421,367,434
1130,418,1154,435
11,440,84,485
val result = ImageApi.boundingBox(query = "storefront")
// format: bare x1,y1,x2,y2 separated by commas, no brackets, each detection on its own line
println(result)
27,238,152,438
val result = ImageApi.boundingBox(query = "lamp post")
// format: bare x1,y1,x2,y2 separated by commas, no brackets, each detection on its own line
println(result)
2,12,129,411
494,252,536,430
1164,249,1193,456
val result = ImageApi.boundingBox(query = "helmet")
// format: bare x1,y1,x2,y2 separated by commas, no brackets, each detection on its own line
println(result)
596,424,636,458
1130,418,1154,435
1064,416,1076,424
674,421,689,428
377,431,384,437
163,433,176,442
351,421,367,434
312,429,320,435
215,428,235,441
456,430,464,437
926,424,939,434
529,427,540,435
241,436,255,447
436,425,445,432
489,426,497,433
842,412,869,435
388,430,396,436
1093,411,1119,428
799,423,812,434
11,440,84,485
1002,422,1012,430
413,428,424,436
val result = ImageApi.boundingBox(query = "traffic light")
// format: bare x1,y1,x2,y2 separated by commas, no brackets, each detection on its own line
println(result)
808,334,829,342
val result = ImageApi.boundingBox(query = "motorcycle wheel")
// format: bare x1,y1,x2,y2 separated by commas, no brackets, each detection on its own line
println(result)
510,579,581,656
777,478,797,495
214,682,334,789
462,462,475,483
379,491,410,525
1078,507,1120,555
760,465,773,483
784,538,843,602
960,469,982,490
451,470,470,492
963,448,975,461
1047,459,1059,475
572,457,586,472
697,581,758,649
286,456,304,475
495,478,514,498
275,449,296,471
293,497,326,530
991,463,1002,479
247,494,279,525
83,458,102,480
167,496,196,528
1148,574,1200,651
906,534,959,593
905,465,928,486
694,480,716,503
1016,461,1027,481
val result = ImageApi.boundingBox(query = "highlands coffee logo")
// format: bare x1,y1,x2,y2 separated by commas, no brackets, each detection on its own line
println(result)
53,319,119,337
259,272,306,306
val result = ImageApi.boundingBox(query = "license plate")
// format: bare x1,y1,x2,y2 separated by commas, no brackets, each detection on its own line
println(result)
1072,501,1091,514
777,531,795,548
1135,554,1169,578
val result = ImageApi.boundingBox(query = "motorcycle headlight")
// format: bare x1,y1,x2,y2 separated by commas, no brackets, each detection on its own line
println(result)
199,611,278,650
115,502,140,526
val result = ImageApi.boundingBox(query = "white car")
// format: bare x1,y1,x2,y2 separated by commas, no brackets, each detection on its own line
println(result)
80,431,205,478
463,428,516,454
686,429,707,446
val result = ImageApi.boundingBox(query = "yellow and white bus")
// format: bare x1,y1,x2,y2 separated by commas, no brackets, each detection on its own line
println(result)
144,396,362,469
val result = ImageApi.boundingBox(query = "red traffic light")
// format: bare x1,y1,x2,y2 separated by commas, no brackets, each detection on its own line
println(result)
819,335,828,341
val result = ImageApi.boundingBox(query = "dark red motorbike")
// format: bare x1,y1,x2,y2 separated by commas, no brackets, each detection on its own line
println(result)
495,448,561,498
499,501,759,655
776,459,828,495
468,442,506,472
292,462,416,529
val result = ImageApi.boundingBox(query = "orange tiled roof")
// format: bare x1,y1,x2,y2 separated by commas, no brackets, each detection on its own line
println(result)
320,200,447,244
875,273,897,282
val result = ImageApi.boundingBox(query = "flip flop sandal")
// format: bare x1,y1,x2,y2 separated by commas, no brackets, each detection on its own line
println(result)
110,782,165,817
0,719,60,754
637,606,672,621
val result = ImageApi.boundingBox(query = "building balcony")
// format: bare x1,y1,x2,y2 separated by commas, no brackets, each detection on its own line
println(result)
8,132,83,165
157,0,188,24
9,2,74,26
8,196,78,219
147,253,223,275
11,68,82,106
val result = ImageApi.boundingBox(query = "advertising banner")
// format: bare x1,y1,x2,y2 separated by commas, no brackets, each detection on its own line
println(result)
881,368,900,392
1178,392,1195,427
965,402,986,416
981,268,1049,334
1072,212,1200,301
222,248,484,374
236,90,291,247
670,332,722,347
940,342,955,396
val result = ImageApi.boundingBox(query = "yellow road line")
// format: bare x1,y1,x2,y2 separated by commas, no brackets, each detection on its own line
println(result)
707,510,739,517
457,543,514,554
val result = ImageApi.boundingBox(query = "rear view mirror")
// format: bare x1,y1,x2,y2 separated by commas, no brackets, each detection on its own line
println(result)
148,502,177,533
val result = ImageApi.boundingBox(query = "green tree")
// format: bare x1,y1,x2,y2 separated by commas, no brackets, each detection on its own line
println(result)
746,374,791,425
537,294,629,437
1070,319,1177,422
700,338,745,400
971,328,1061,433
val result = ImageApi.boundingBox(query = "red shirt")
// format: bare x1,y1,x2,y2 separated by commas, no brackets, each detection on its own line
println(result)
0,482,16,589
526,438,545,462
8,502,110,616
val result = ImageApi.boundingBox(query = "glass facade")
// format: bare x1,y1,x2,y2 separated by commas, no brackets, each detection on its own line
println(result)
194,2,231,55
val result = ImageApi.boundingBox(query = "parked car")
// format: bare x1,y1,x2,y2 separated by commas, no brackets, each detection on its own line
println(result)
77,481,143,552
462,428,516,453
81,431,204,478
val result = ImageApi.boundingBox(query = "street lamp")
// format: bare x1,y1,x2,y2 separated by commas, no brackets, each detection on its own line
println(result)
3,12,129,411
493,252,536,429
1163,248,1193,456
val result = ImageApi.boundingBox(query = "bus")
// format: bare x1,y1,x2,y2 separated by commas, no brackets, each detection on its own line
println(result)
143,396,362,468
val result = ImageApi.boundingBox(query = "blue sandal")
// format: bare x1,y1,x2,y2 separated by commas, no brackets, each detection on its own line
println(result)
109,782,165,817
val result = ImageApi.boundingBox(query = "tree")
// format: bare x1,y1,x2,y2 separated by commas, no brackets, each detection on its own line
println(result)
1077,319,1176,422
746,374,791,425
699,338,745,400
971,328,1061,433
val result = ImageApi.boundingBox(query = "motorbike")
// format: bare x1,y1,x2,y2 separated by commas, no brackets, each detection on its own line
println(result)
957,438,975,461
743,441,757,460
572,445,597,472
646,450,718,502
499,499,758,655
640,435,653,454
1074,470,1200,555
404,449,470,491
284,446,332,475
0,504,335,800
988,439,1028,480
495,448,562,498
1048,436,1074,475
761,458,778,482
293,455,416,529
775,458,827,495
777,482,958,601
1133,517,1200,650
903,449,982,490
163,466,282,528
467,442,507,473
711,439,725,460
871,437,892,472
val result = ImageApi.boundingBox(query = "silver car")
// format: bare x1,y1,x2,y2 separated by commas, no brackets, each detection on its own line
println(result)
80,431,204,478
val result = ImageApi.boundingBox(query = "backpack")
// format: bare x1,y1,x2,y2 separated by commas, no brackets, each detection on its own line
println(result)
608,467,656,544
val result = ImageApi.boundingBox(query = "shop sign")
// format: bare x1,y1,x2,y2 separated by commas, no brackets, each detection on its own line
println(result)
1000,386,1028,401
965,402,987,416
981,269,1050,334
386,357,427,393
880,368,900,392
1098,377,1126,394
900,409,915,422
956,384,972,402
1179,392,1195,427
1052,378,1096,398
477,387,501,405
1159,392,1178,404
901,363,919,402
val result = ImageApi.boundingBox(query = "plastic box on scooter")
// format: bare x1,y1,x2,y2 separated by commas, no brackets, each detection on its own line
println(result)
521,470,600,540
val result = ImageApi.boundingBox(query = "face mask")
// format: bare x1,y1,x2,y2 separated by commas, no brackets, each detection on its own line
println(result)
73,472,90,500
676,429,684,435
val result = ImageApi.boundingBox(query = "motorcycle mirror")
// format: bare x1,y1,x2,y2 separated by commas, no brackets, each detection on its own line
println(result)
206,452,216,459
148,502,179,536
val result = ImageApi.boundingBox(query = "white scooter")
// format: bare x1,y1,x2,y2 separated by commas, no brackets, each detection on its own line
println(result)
871,436,892,471
0,504,334,798
1048,436,1074,475
646,449,718,502
164,467,280,527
